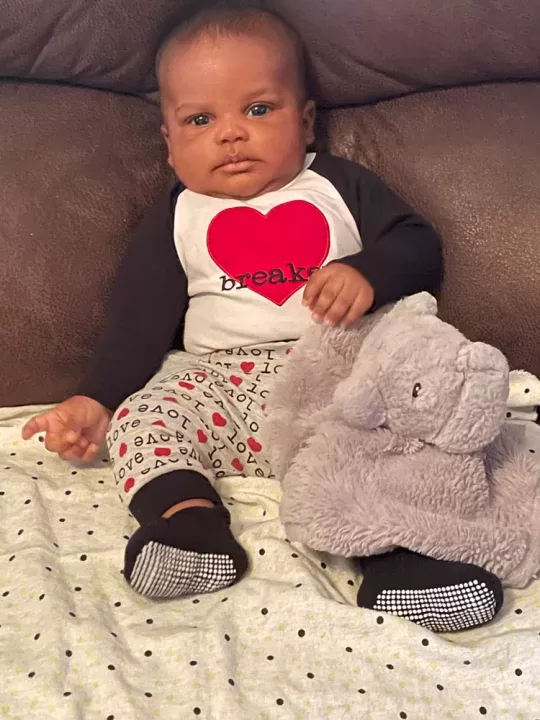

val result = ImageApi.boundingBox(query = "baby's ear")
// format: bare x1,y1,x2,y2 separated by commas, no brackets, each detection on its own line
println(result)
161,124,173,168
334,364,386,429
302,100,316,146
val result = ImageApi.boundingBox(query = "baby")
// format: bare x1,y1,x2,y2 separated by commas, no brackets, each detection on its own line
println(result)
22,4,502,630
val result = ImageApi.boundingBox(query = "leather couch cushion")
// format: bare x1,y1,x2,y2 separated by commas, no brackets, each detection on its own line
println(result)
327,82,540,376
1,0,539,105
1,81,539,406
0,82,170,406
274,0,540,105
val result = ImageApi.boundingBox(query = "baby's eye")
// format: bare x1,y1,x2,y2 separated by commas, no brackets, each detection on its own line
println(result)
412,383,422,399
248,104,271,117
188,114,210,127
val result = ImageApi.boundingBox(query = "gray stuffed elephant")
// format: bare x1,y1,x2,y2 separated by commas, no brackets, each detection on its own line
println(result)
267,294,540,588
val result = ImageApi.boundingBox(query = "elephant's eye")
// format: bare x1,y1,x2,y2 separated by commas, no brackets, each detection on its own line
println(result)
412,383,422,398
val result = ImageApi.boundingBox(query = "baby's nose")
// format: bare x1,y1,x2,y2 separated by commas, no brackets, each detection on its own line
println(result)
217,116,248,143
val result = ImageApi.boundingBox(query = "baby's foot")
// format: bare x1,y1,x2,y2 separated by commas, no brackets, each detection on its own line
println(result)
357,548,503,632
124,505,248,599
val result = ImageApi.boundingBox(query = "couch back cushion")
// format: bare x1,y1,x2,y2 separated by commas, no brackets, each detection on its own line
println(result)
0,82,170,406
1,79,538,406
1,0,539,104
327,82,540,377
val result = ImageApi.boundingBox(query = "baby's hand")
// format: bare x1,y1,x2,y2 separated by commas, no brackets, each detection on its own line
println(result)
22,395,112,463
303,263,374,328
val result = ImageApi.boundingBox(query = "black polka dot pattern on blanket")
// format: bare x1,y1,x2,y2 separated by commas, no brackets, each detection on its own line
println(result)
0,412,538,719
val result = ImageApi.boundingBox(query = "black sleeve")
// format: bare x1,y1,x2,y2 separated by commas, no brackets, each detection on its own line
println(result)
310,154,443,310
78,184,188,411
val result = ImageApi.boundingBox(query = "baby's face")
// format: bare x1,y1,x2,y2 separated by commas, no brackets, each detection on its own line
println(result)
160,33,315,199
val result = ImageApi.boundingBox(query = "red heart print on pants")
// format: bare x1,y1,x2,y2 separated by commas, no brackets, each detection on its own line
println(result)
241,362,255,374
207,200,330,306
155,447,171,457
119,443,128,458
247,437,262,453
179,381,194,390
197,430,208,444
230,376,243,387
212,413,227,427
232,458,244,472
124,478,135,493
117,408,129,420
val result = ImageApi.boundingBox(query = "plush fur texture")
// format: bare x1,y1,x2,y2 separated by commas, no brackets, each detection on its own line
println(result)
266,294,540,588
508,370,540,422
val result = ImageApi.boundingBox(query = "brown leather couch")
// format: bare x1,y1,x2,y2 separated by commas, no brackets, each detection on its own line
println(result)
2,0,539,407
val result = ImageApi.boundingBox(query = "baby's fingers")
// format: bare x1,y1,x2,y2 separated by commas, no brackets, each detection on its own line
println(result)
21,414,49,441
64,429,84,445
60,442,99,464
307,278,345,322
59,446,86,462
340,294,371,328
322,293,355,326
76,436,90,451
302,268,325,308
44,432,79,455
81,443,100,463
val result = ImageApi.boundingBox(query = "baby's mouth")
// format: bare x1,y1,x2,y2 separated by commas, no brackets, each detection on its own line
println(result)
216,156,257,172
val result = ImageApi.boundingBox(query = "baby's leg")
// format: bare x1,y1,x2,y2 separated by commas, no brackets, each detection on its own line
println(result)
108,346,280,599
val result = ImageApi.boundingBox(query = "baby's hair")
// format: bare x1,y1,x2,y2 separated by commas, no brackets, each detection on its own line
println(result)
155,1,313,101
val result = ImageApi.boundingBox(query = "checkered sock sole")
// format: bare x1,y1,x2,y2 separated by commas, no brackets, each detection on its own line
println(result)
124,506,248,600
130,543,237,598
372,579,497,632
357,549,503,633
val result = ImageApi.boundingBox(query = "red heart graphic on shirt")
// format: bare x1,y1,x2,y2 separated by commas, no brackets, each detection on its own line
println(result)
197,429,208,444
195,372,207,379
212,413,227,427
179,381,194,390
117,408,129,421
155,447,171,457
124,477,135,493
163,396,178,404
152,420,166,428
119,443,128,458
230,375,243,387
241,362,255,374
247,437,262,453
232,458,244,472
207,200,330,306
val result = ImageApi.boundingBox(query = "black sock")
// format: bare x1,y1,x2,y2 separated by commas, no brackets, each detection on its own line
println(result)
124,505,248,599
357,548,504,632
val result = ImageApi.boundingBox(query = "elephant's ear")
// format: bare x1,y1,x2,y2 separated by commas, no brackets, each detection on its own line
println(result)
333,362,386,429
434,341,509,453
390,292,438,318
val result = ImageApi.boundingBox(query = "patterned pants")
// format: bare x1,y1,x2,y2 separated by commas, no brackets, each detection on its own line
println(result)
107,343,292,524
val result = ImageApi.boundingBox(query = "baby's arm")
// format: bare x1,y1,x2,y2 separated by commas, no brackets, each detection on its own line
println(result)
23,184,188,461
79,184,188,411
335,162,442,311
304,155,442,326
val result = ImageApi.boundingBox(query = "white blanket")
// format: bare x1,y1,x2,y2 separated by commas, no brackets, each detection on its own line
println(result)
1,405,539,720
